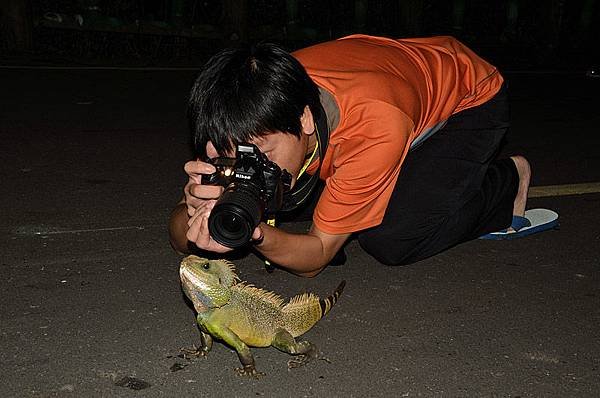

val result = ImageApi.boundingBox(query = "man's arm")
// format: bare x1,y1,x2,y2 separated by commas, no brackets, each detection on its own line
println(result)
170,197,349,276
254,223,350,277
170,196,350,276
169,157,226,254
168,200,191,254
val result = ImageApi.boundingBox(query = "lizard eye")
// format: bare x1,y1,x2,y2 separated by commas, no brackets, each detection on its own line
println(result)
202,262,210,270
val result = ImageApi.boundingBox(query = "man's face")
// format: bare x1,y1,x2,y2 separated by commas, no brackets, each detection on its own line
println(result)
205,130,309,188
205,106,316,188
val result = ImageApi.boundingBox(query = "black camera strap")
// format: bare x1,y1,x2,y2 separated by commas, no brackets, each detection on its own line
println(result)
280,103,329,212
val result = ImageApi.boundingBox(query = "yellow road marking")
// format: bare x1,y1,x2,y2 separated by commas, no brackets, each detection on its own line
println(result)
529,182,600,198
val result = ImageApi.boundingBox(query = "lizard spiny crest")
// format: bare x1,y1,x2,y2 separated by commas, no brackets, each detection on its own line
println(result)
234,283,286,308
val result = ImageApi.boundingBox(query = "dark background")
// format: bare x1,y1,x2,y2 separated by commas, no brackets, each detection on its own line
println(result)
1,0,599,70
1,67,599,397
2,1,600,397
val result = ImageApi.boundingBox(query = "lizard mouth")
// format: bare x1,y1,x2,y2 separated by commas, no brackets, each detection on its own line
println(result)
179,267,211,313
179,266,209,290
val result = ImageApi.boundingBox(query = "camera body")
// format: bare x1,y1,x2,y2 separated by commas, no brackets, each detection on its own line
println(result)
203,143,292,248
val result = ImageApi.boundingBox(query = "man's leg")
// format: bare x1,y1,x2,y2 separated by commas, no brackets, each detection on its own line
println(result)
358,83,527,265
510,155,531,218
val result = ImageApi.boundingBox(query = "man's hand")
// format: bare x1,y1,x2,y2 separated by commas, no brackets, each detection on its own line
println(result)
186,206,232,253
181,159,231,253
183,160,221,217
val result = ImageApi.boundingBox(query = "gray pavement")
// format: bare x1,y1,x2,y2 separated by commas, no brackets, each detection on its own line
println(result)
1,68,599,397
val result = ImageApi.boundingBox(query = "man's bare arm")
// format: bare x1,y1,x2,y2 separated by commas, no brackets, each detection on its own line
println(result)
168,200,191,254
170,195,350,277
254,223,350,277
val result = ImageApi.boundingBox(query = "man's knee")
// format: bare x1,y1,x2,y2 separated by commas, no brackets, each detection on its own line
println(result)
357,232,418,266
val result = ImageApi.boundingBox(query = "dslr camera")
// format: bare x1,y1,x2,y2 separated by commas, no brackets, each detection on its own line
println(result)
203,143,292,248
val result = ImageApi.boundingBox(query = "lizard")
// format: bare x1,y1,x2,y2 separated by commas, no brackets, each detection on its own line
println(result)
178,255,345,377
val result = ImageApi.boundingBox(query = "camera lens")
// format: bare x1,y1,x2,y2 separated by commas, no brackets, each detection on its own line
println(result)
209,210,252,246
208,182,264,248
220,214,242,235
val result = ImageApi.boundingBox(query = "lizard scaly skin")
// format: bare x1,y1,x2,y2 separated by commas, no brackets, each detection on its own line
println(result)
179,255,345,377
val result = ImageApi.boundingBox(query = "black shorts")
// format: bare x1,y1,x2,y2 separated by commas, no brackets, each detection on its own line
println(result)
357,82,518,265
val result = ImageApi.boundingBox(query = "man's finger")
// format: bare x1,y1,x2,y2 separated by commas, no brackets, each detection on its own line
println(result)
252,226,264,242
189,184,222,200
184,160,216,184
186,214,200,242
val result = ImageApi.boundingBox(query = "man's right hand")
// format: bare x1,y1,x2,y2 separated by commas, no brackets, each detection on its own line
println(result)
183,159,223,217
178,159,234,254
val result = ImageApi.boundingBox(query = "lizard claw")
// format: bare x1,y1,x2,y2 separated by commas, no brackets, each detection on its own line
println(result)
317,350,331,364
288,350,329,369
179,344,209,359
287,354,310,369
235,365,265,378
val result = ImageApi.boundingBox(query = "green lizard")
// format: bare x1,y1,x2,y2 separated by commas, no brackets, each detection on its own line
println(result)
179,255,345,377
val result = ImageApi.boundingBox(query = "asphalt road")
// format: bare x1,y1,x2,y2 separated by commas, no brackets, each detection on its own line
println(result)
1,67,599,397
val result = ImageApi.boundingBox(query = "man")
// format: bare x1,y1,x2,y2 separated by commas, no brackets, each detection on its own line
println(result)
169,34,555,277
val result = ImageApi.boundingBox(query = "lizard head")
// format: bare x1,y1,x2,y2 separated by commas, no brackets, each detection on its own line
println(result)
179,255,240,313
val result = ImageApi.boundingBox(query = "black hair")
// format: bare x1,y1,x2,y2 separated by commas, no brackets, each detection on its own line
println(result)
188,42,321,157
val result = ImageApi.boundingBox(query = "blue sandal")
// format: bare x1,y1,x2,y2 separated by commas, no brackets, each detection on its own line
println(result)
479,208,559,240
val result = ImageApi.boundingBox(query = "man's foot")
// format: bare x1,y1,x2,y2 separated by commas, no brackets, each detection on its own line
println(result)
510,155,531,218
479,155,559,240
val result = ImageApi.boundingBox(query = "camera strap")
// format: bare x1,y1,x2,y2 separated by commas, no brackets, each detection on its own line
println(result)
263,105,329,272
280,103,329,212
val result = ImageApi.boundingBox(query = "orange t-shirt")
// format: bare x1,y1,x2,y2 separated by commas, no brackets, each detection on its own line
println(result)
292,35,504,234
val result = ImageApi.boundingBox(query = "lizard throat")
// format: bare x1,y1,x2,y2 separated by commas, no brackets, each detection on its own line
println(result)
180,268,215,312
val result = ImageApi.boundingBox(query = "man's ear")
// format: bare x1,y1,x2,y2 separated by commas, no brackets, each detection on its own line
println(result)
300,106,315,136
206,141,219,158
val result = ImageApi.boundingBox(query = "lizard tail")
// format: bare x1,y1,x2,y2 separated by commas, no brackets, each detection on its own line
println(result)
318,280,346,318
282,280,346,337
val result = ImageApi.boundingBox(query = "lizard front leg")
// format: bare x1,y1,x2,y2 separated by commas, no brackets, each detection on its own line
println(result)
271,328,317,369
205,323,265,378
180,328,213,359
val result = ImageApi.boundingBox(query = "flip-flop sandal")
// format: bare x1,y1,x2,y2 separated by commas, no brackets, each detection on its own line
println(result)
479,208,559,240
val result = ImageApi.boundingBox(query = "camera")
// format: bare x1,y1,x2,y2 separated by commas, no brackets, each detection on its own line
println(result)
203,143,292,248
